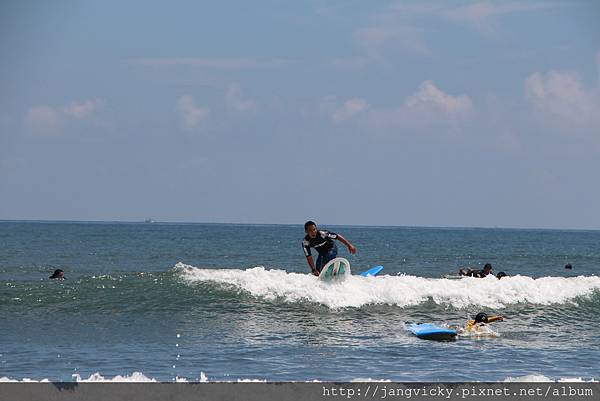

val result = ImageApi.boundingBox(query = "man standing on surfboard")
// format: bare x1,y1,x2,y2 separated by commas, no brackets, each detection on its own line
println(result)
302,221,357,276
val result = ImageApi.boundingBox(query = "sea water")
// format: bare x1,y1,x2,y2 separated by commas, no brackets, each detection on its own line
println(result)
1,221,599,382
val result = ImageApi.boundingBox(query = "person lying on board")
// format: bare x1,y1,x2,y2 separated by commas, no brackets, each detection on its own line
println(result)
302,220,357,276
465,312,504,332
459,263,493,278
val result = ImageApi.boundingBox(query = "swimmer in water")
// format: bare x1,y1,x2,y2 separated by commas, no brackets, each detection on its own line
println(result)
464,312,504,334
49,269,65,280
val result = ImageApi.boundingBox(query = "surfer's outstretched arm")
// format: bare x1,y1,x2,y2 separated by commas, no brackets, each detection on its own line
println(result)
336,234,357,254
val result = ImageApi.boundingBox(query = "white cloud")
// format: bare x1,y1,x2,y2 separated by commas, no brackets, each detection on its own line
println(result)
26,98,103,132
446,2,501,36
525,70,600,135
378,1,558,39
318,96,370,123
366,81,473,132
176,95,210,129
351,1,560,61
332,98,370,123
26,106,61,131
320,82,472,133
63,99,101,119
225,84,258,113
445,2,551,37
405,80,473,119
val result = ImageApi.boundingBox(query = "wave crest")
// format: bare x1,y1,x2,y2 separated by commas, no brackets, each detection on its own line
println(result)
173,263,600,309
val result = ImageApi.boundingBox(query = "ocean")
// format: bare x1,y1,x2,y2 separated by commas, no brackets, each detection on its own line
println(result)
1,221,599,382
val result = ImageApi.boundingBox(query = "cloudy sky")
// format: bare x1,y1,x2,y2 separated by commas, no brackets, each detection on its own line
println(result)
1,1,599,228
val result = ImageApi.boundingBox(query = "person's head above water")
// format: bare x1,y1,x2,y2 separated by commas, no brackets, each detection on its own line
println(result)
565,263,573,270
474,312,489,324
496,271,508,279
483,264,493,273
304,220,317,238
49,269,65,279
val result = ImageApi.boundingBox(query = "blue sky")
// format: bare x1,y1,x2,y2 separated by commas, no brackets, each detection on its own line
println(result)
1,0,599,228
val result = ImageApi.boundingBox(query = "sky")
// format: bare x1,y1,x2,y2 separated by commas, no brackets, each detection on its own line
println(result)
0,0,599,229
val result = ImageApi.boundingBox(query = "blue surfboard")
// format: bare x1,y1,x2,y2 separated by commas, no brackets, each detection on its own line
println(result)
408,323,457,341
360,265,384,277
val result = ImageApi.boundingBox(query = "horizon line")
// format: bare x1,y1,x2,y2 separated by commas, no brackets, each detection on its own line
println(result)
0,218,598,232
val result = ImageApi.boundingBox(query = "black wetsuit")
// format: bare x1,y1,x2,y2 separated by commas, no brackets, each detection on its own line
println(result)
467,269,492,278
302,230,339,272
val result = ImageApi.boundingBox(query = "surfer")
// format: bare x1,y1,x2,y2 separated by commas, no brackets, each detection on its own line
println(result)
459,263,493,278
464,312,504,333
49,269,65,280
302,221,357,276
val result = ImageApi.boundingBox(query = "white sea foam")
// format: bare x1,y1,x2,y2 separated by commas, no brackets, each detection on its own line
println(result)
0,372,205,382
174,263,600,309
72,372,157,382
504,375,597,382
0,377,51,382
350,378,392,382
504,374,553,382
2,373,596,383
